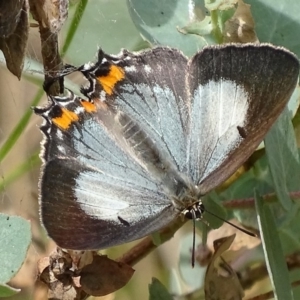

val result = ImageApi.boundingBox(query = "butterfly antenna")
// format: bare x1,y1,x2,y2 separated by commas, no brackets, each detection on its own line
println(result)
203,207,257,237
192,216,196,268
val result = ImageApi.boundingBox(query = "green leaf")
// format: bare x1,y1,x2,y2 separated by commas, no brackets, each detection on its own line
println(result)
149,278,173,300
251,0,300,56
63,0,142,65
265,107,300,211
61,0,88,57
0,214,31,284
0,284,20,298
179,16,213,37
254,192,293,300
202,192,227,229
127,0,214,56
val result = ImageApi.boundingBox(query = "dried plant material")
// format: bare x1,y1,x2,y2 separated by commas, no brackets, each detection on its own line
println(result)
207,219,260,253
206,0,238,11
0,0,24,37
37,248,89,300
68,250,94,270
178,16,213,37
29,0,69,33
0,0,29,79
37,248,134,299
224,0,258,43
29,0,68,94
80,255,135,297
205,234,244,300
29,0,67,95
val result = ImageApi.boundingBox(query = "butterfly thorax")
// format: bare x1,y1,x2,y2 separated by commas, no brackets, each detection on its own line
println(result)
170,181,204,220
167,174,201,211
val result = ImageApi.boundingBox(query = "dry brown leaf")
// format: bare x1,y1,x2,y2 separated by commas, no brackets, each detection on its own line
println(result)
205,234,244,300
224,0,258,43
0,0,29,79
29,0,69,33
80,255,135,297
207,219,260,256
36,248,89,300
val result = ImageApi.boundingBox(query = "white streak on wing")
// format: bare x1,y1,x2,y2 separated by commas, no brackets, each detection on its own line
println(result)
124,65,137,72
75,171,129,218
100,90,106,101
82,62,94,70
144,65,151,74
217,80,248,137
74,106,84,115
56,130,63,140
59,101,69,107
57,145,66,155
188,79,249,183
75,170,170,222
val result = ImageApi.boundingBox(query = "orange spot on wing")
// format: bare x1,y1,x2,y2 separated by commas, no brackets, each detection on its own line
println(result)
97,65,125,95
81,100,97,113
52,107,79,130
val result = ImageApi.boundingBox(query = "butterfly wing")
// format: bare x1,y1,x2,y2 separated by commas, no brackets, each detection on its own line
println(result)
186,44,299,194
37,94,182,250
37,44,299,250
82,47,190,174
36,48,191,250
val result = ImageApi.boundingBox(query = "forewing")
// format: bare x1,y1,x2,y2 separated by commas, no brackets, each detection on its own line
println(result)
83,47,190,173
36,94,178,250
187,44,299,194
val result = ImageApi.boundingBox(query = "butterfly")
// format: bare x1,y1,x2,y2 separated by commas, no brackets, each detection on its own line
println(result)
35,43,299,250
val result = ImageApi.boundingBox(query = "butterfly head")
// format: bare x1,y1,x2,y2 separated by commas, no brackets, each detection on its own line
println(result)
182,201,205,220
